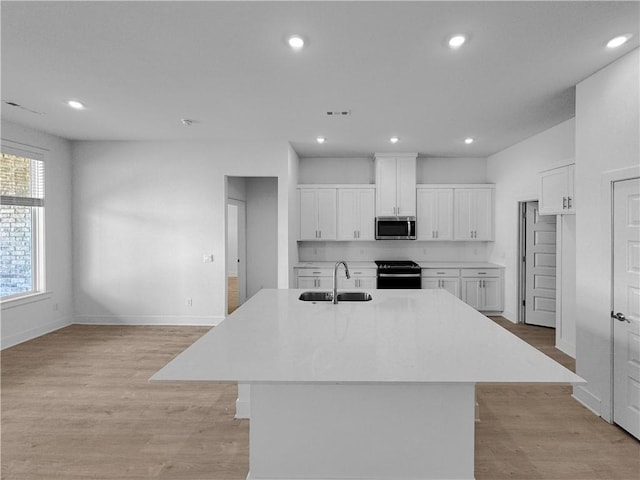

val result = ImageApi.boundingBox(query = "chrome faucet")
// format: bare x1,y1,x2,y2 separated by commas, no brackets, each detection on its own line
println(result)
333,260,351,304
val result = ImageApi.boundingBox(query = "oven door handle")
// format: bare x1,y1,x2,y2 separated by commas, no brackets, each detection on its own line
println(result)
378,273,421,278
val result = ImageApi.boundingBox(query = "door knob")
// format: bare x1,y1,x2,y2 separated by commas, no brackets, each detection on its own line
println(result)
611,311,630,323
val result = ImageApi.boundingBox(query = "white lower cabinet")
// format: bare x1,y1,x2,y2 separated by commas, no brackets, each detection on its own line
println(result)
460,269,503,312
296,268,333,289
422,268,460,298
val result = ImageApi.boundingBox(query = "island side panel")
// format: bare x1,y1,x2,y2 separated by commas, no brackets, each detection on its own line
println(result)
248,382,476,480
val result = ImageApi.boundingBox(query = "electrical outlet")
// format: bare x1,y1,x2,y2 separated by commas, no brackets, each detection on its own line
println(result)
203,254,214,263
53,303,59,311
186,298,193,307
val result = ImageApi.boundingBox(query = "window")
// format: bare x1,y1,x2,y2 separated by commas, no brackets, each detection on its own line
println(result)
1,145,45,300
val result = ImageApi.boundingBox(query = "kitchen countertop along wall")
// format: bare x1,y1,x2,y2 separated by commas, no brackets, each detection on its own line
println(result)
295,261,504,269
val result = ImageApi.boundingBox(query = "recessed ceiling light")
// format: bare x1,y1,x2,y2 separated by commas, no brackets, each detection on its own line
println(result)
464,137,474,145
316,136,326,144
390,136,400,144
448,35,466,49
288,35,305,50
67,100,85,110
607,34,632,48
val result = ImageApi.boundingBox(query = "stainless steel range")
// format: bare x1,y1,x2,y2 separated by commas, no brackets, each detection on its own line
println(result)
374,260,422,289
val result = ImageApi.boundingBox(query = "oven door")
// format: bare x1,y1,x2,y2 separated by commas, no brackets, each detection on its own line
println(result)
377,272,422,289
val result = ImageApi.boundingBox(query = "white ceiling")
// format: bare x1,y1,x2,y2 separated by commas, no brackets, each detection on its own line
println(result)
1,1,638,158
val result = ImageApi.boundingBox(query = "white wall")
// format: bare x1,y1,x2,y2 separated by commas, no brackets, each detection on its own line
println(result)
72,140,290,326
1,121,73,348
486,119,575,323
227,204,239,276
573,48,640,420
246,177,278,297
287,146,300,287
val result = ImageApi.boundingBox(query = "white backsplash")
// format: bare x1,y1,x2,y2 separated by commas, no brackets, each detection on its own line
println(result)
298,241,489,263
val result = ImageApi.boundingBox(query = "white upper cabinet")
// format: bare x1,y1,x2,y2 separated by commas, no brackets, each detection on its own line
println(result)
416,188,454,240
337,188,375,240
454,188,494,241
375,154,417,217
299,188,337,240
539,164,575,215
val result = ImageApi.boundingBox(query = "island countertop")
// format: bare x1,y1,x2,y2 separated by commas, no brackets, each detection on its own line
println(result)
152,288,582,385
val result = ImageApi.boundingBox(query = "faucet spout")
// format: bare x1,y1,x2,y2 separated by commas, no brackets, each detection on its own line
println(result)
333,261,350,304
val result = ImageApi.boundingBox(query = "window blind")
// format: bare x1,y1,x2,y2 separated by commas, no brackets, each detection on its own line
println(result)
1,151,45,207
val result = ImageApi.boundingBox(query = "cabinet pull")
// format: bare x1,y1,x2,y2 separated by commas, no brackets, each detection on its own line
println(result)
568,196,572,209
357,230,360,239
437,272,445,275
312,271,322,274
562,197,567,209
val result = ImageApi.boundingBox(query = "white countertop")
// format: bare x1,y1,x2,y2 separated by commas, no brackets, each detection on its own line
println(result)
152,289,582,385
294,261,503,269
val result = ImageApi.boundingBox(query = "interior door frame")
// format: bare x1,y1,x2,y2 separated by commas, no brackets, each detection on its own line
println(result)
602,165,640,424
517,197,539,324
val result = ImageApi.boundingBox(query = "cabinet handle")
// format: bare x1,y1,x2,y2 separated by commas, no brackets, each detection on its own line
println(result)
568,196,572,209
312,271,322,274
562,197,567,209
357,230,360,238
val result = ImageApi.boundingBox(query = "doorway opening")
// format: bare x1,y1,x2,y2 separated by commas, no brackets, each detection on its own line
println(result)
518,200,557,327
226,176,278,316
227,199,246,314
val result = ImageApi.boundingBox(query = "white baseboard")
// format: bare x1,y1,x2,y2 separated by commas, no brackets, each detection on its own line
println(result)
572,385,601,417
73,315,224,326
1,317,71,350
555,338,576,358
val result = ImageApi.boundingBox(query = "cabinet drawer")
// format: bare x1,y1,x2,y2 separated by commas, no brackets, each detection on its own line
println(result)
422,268,460,278
349,268,376,277
461,268,500,278
296,268,333,277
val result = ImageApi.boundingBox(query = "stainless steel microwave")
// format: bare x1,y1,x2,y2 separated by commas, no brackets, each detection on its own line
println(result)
375,216,416,240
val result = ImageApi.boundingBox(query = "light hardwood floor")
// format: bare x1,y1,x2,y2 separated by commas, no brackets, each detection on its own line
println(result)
1,319,638,479
227,276,239,314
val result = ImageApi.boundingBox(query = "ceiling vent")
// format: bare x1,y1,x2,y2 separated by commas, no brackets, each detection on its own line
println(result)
326,110,351,116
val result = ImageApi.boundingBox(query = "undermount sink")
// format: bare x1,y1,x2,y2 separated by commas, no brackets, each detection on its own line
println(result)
298,291,373,302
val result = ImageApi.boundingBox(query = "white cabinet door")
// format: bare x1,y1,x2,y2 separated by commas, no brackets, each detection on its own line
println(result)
442,279,460,298
299,188,337,240
461,279,482,309
337,188,376,240
461,277,503,311
357,189,376,240
454,188,493,241
481,278,503,311
316,189,337,240
337,189,359,240
396,157,417,216
422,278,460,297
417,188,453,240
375,156,416,217
298,276,333,289
375,158,398,217
539,164,575,215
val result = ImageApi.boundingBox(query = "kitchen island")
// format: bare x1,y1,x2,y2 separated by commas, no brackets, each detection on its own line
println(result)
152,288,583,480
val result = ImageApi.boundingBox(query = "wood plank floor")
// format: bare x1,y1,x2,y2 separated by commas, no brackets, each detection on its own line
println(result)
2,319,638,479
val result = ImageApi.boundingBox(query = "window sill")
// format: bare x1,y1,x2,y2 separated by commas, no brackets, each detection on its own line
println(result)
1,291,52,310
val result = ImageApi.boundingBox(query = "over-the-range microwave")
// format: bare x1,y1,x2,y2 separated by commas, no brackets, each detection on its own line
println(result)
375,216,416,240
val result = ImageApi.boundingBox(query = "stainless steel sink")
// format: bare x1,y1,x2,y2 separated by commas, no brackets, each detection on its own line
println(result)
336,292,372,302
298,291,334,302
298,291,372,302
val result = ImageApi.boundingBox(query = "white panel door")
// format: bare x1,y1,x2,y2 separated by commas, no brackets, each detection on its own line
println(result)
461,279,482,309
613,177,640,439
525,202,557,327
435,189,454,240
481,278,502,312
